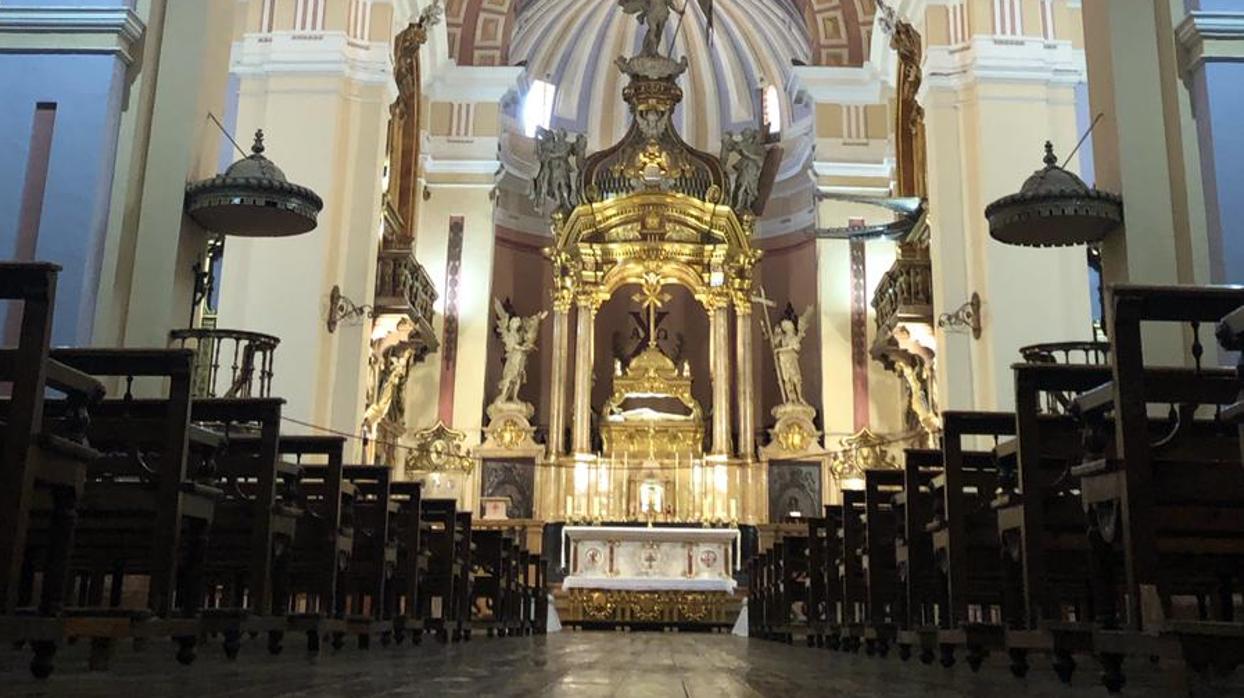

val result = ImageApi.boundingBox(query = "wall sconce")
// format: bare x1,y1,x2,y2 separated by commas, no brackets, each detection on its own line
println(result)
327,284,373,333
938,292,981,339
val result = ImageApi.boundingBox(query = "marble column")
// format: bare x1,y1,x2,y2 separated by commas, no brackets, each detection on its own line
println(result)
571,298,596,454
735,305,755,460
709,300,732,456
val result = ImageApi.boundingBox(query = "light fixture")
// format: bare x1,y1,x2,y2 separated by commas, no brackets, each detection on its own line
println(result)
938,292,982,339
327,284,373,333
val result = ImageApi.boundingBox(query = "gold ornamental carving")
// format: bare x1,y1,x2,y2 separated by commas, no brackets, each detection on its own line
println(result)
828,428,902,480
564,589,734,626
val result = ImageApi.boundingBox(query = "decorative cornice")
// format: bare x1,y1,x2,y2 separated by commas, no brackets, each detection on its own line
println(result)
792,64,886,105
231,32,395,94
1176,11,1244,75
925,36,1086,90
423,64,523,102
0,6,145,65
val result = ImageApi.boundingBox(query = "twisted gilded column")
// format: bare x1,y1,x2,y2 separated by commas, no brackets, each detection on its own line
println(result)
735,304,755,460
571,296,597,454
708,297,732,456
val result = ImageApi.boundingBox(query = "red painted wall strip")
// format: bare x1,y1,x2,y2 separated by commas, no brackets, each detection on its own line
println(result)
437,217,465,424
849,228,870,431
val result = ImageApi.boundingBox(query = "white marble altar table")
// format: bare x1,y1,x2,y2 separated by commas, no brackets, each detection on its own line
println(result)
561,526,740,593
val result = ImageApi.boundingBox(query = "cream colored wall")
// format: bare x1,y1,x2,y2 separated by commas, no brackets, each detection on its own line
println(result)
813,199,908,446
217,72,389,460
93,0,238,351
925,77,1093,412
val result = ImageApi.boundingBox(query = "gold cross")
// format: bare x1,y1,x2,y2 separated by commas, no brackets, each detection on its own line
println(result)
632,271,671,348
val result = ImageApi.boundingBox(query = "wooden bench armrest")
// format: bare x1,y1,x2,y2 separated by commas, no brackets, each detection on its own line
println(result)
44,359,106,401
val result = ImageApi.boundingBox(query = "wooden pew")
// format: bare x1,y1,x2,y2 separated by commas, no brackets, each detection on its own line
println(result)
453,511,474,641
819,505,845,650
1219,305,1244,461
805,513,831,647
932,411,1015,671
529,552,548,634
747,552,765,638
273,436,351,654
996,362,1113,682
894,449,942,664
1072,285,1244,692
471,529,514,637
388,480,425,644
0,263,106,677
38,349,216,671
862,468,904,657
773,534,809,644
189,398,299,655
420,498,460,643
338,465,398,648
837,489,866,652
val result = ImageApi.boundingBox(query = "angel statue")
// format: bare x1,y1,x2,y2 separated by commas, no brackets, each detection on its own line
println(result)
493,299,548,405
768,305,815,406
720,128,766,212
531,127,586,214
619,0,683,58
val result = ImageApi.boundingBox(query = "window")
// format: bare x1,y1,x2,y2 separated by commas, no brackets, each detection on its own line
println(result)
523,79,556,138
763,85,781,137
1041,0,1056,41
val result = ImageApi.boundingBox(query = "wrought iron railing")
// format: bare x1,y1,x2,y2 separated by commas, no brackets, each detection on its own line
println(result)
1019,341,1111,366
169,328,279,398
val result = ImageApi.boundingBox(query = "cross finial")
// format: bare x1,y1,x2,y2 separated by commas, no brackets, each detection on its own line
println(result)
252,129,266,155
1043,141,1058,167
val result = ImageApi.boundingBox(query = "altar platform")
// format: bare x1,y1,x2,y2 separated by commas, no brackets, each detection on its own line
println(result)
557,525,743,630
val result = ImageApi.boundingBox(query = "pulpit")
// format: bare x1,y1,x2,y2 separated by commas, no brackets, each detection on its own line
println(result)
559,526,741,628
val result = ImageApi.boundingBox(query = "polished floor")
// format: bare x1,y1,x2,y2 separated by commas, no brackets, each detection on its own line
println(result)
5,630,1244,697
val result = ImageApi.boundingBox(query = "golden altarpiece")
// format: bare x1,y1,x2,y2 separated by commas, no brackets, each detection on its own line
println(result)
477,14,785,527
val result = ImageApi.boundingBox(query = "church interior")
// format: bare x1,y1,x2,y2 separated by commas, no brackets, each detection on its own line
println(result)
1,0,1243,695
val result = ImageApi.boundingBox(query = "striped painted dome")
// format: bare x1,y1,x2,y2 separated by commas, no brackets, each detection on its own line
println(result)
504,0,815,181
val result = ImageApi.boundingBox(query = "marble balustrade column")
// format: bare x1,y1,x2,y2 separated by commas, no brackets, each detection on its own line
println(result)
735,305,755,460
572,298,596,454
709,300,732,456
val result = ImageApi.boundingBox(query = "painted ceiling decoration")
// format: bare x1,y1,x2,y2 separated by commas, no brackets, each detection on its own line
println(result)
443,0,875,69
445,0,520,67
796,0,876,67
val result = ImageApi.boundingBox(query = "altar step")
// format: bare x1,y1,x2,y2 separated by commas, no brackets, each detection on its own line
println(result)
553,588,746,632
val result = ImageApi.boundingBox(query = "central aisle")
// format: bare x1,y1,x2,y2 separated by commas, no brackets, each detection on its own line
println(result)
6,632,1223,697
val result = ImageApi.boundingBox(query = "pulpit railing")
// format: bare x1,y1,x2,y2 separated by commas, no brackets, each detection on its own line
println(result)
871,254,933,335
1020,341,1111,366
168,327,279,398
374,241,438,357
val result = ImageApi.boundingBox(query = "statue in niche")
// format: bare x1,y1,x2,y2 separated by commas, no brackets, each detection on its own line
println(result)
532,127,586,214
767,304,815,406
618,0,683,58
721,129,766,212
363,343,414,430
492,298,547,406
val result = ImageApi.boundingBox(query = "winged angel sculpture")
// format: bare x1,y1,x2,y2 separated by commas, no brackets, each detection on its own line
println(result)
492,299,547,405
531,127,586,214
768,305,815,406
720,128,766,213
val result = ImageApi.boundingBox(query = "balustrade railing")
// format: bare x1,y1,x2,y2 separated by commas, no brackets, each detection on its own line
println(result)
374,242,438,355
168,328,279,398
871,255,933,334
